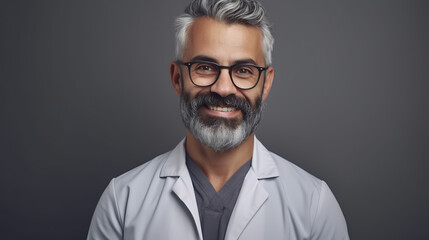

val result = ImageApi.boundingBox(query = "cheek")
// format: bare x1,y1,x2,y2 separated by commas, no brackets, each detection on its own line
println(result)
241,90,262,107
183,84,210,100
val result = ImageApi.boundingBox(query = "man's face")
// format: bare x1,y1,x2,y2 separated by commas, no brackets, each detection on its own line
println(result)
171,17,274,151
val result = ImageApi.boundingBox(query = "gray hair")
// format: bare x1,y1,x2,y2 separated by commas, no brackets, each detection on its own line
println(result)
175,0,274,66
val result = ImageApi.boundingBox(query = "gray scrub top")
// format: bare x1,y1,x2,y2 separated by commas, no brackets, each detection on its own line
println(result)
186,154,251,240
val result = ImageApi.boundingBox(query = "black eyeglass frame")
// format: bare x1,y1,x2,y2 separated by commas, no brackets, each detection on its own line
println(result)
178,61,269,90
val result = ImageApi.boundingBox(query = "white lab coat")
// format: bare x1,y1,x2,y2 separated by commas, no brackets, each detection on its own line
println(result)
88,137,349,240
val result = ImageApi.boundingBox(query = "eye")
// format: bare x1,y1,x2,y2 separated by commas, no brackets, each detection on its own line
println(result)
192,63,218,74
237,68,251,74
196,65,213,71
234,66,255,75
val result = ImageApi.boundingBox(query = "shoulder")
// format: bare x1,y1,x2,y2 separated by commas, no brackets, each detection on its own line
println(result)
112,150,172,191
253,137,323,194
265,150,327,215
87,149,177,239
101,150,175,221
264,149,349,239
107,137,187,201
270,151,323,192
253,139,324,206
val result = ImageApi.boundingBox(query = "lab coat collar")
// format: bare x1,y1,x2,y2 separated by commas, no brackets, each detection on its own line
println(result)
159,136,279,179
251,136,280,179
159,136,279,240
159,138,187,178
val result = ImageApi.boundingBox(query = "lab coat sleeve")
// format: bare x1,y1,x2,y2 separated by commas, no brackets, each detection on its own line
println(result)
87,179,123,240
310,181,350,240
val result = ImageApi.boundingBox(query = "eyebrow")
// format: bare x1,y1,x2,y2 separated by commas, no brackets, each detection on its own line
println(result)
190,55,258,66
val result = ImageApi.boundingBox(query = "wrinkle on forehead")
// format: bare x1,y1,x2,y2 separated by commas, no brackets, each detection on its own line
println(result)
184,17,265,66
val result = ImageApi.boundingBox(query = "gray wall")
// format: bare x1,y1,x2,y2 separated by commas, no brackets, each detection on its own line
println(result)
1,0,428,239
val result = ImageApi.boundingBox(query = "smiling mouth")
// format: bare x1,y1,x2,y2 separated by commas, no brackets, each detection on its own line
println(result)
208,105,237,112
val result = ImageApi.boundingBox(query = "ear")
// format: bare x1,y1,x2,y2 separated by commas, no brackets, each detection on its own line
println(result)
170,61,182,96
261,66,274,101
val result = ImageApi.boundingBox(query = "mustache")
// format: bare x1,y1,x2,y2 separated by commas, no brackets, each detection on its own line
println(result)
185,92,253,113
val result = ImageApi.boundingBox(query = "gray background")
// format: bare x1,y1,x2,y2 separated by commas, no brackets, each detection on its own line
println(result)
1,0,428,239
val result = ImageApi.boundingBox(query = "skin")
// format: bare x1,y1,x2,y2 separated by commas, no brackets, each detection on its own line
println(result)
170,17,274,191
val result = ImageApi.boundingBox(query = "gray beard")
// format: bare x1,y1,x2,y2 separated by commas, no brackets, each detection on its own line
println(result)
180,92,264,152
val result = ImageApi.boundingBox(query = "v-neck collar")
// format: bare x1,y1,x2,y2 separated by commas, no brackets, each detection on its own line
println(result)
185,153,251,201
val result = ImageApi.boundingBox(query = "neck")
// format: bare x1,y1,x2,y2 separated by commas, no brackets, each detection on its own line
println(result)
185,131,254,192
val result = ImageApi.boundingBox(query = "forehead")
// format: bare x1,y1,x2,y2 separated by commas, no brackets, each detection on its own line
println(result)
184,17,265,65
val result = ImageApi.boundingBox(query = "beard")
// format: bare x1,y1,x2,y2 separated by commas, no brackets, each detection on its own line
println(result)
180,92,264,152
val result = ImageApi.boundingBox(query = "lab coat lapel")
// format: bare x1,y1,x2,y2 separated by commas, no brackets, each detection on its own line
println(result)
224,169,268,240
224,137,279,240
160,139,203,240
172,176,203,240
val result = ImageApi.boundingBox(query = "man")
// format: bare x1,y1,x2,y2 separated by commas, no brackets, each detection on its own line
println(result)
87,0,349,239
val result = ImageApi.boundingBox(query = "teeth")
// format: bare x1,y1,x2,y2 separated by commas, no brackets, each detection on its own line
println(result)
208,105,236,112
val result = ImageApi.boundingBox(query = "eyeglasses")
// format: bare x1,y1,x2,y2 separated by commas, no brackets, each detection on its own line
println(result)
179,61,268,90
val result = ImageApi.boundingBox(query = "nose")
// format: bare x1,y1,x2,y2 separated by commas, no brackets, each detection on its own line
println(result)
209,68,238,97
